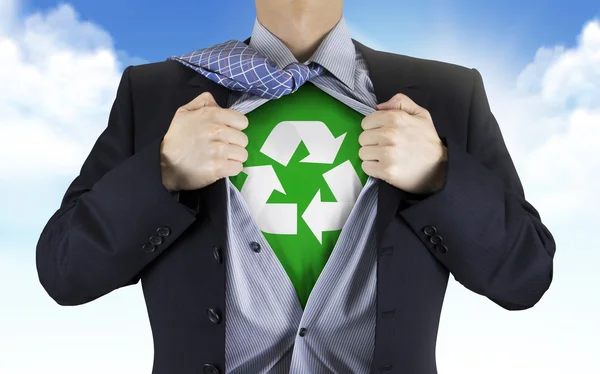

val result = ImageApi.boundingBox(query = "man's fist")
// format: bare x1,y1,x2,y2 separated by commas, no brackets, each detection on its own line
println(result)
160,92,249,191
359,93,447,194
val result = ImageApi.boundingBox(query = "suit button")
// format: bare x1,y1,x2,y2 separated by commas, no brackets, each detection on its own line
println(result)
435,244,448,253
250,241,261,253
299,327,307,337
142,243,156,253
149,235,163,246
203,364,220,374
207,308,221,324
213,246,223,264
156,226,171,237
429,235,443,245
423,226,437,236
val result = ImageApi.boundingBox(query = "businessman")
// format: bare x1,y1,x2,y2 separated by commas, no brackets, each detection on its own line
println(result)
36,0,556,373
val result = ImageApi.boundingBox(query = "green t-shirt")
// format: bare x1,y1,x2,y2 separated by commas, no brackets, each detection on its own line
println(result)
229,82,368,308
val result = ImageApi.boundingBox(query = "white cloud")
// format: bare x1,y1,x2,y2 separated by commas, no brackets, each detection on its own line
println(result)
0,3,123,178
499,19,600,224
539,21,600,105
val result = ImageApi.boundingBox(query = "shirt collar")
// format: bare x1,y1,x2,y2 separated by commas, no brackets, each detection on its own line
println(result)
249,16,356,90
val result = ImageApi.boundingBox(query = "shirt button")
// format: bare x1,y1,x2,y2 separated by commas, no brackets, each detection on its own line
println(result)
156,226,171,237
206,308,222,324
299,327,307,337
213,246,223,264
250,241,261,253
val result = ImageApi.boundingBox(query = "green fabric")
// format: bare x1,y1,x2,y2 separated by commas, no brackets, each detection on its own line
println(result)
229,83,368,308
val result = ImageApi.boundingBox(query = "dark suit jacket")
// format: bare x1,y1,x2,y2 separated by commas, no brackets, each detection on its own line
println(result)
36,39,556,374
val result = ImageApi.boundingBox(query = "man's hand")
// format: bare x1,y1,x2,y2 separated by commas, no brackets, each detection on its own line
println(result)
160,92,249,191
358,93,448,195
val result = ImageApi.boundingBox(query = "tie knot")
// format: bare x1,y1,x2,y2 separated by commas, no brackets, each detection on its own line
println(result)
284,61,325,93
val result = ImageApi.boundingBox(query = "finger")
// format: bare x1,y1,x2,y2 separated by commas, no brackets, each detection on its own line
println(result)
217,159,244,178
361,160,385,180
358,129,378,146
181,92,218,111
359,128,398,146
212,124,249,147
358,145,383,161
223,143,248,163
196,107,249,131
376,93,425,116
361,110,386,130
213,108,249,131
361,109,407,130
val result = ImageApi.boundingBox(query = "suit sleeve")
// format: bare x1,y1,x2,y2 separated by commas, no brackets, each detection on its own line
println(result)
36,65,199,306
398,68,556,310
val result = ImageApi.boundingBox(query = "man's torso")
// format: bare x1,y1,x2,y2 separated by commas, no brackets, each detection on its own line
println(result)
128,42,474,374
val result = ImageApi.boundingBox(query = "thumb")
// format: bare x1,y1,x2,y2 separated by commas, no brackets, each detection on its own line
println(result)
180,92,219,112
376,93,424,116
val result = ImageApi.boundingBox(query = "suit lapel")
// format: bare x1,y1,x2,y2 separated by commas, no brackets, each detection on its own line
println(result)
352,40,431,246
178,37,431,247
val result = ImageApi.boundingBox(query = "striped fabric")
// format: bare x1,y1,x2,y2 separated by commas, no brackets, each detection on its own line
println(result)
191,17,380,373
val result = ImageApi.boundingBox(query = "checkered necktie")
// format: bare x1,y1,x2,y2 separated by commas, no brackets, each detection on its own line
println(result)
167,40,325,100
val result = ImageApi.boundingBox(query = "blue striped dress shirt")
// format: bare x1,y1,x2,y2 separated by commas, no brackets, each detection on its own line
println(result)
223,16,380,373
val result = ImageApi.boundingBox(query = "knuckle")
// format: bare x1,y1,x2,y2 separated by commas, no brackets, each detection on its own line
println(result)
395,110,409,122
379,146,391,159
205,159,219,178
199,105,218,119
382,127,400,143
383,163,397,177
384,110,401,124
199,92,213,100
217,125,230,140
207,123,222,138
209,142,225,158
385,146,397,160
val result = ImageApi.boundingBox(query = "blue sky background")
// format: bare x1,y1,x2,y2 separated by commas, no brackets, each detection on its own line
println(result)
15,0,600,67
1,0,600,373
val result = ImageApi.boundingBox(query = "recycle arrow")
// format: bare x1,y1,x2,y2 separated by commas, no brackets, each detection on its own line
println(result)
302,160,362,244
240,120,362,240
240,165,297,235
260,121,346,166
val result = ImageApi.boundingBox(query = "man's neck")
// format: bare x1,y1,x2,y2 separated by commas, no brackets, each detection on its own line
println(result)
255,1,343,62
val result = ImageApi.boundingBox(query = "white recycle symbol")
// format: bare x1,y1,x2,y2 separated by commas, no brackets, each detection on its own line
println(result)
240,121,363,244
